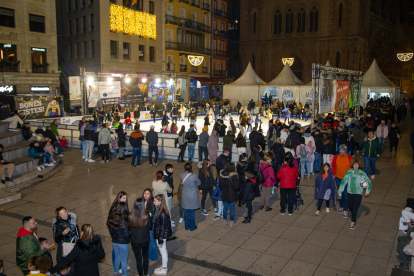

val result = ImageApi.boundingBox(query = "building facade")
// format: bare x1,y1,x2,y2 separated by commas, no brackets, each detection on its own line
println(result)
0,0,60,96
165,0,212,102
239,0,414,96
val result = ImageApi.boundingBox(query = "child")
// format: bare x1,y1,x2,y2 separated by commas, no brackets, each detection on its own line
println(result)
38,238,53,267
124,117,132,130
0,258,5,276
59,136,68,148
247,116,253,132
28,255,52,275
43,141,56,164
111,136,119,158
29,141,49,170
134,119,140,130
242,172,257,223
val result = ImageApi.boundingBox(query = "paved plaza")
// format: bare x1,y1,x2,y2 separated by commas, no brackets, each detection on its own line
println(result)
1,119,414,276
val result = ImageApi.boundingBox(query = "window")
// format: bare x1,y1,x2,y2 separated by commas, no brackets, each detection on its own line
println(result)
68,0,71,12
68,44,72,59
139,45,145,61
68,21,72,36
149,46,155,62
253,12,256,34
82,0,86,7
90,0,94,5
110,41,117,58
336,51,340,67
0,43,18,72
274,11,281,34
110,0,116,3
82,16,86,33
297,8,306,32
309,6,319,32
75,18,79,35
31,47,48,73
123,42,130,60
91,40,95,58
90,14,94,32
0,7,15,28
381,0,387,19
83,41,87,58
252,55,255,69
286,9,293,33
29,14,45,33
76,43,80,59
149,1,155,14
338,3,342,27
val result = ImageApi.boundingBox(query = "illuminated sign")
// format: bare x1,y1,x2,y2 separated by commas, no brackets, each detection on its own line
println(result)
3,44,12,48
397,53,413,61
282,58,294,66
188,55,204,66
31,47,46,52
30,86,50,92
0,85,16,94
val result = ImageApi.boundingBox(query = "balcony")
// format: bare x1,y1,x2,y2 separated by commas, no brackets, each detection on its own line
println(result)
213,70,227,77
191,0,200,8
202,67,208,73
0,61,19,72
167,63,175,71
213,30,228,38
180,65,187,72
166,16,211,33
191,66,198,73
214,9,227,18
32,63,48,73
179,0,189,4
166,41,211,56
201,2,210,11
213,49,229,57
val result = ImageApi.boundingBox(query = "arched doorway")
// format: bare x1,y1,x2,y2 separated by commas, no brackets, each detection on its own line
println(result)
290,55,303,81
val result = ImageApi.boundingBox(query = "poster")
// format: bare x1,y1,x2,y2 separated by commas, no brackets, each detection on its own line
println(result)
281,88,294,102
261,87,279,101
319,79,334,114
147,82,174,102
349,81,361,108
305,88,313,104
69,76,81,107
121,82,148,104
335,81,350,111
87,81,121,108
16,96,62,118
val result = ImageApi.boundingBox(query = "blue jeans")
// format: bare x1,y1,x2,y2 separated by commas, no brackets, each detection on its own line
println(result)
53,142,63,154
188,145,195,161
184,209,196,231
81,140,86,157
300,157,311,177
335,177,348,211
363,157,377,176
113,148,118,157
378,137,385,148
223,201,235,221
43,152,51,164
131,147,141,166
148,230,158,261
314,153,321,172
112,243,129,275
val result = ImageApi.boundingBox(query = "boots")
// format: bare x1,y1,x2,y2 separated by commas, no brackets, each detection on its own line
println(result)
223,219,229,226
242,217,251,223
229,221,234,227
395,262,409,270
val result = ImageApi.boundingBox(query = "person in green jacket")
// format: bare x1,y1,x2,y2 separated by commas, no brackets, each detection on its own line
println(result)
359,131,381,179
16,216,54,275
338,159,372,230
50,119,59,138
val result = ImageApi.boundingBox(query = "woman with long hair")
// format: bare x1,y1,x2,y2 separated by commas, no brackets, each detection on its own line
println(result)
219,162,239,227
152,194,172,275
207,130,219,165
204,114,211,126
236,133,247,155
180,163,201,231
236,153,249,207
248,145,264,176
49,224,105,276
314,163,336,215
108,191,128,220
142,189,158,264
152,171,172,212
198,159,216,215
170,122,178,134
177,125,187,163
107,202,130,276
277,155,299,215
130,198,152,276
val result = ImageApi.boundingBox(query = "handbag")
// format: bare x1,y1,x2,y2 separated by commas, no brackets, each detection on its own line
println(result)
397,133,401,139
62,226,78,257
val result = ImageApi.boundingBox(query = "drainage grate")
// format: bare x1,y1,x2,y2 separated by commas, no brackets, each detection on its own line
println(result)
169,253,263,276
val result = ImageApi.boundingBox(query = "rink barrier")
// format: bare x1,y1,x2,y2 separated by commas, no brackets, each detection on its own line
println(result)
29,122,249,163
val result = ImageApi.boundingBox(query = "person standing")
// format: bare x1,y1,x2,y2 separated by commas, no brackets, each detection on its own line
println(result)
98,123,112,163
338,159,372,229
259,154,276,211
198,127,209,163
376,120,388,148
296,138,313,182
180,163,201,231
207,130,219,165
177,126,187,163
116,124,127,160
219,162,239,227
314,163,336,215
150,104,157,123
84,120,95,163
50,119,64,156
313,129,323,172
146,125,159,167
162,111,169,127
16,217,55,275
129,125,144,167
133,105,141,122
277,156,299,215
198,159,216,215
80,120,88,159
388,123,401,153
359,131,381,178
223,131,236,162
185,124,198,162
152,171,173,213
236,133,247,155
241,171,257,223
213,105,219,122
163,164,175,227
249,127,263,153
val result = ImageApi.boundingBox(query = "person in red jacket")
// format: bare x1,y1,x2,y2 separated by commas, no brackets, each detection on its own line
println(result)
331,144,354,218
258,154,276,211
58,136,68,148
277,155,299,215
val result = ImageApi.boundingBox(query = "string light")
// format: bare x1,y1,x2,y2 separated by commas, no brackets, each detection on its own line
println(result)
109,3,156,40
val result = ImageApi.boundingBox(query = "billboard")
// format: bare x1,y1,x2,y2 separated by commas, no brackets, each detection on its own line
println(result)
335,81,350,111
147,82,175,102
87,81,121,108
121,82,149,104
281,88,294,102
319,79,334,114
16,96,62,118
349,81,361,108
69,76,81,107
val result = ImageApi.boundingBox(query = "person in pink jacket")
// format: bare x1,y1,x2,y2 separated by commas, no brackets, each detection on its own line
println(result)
376,120,388,148
259,154,276,211
43,140,56,164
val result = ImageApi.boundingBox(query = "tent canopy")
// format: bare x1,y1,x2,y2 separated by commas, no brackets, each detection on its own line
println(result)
362,59,395,88
227,62,265,86
266,64,304,86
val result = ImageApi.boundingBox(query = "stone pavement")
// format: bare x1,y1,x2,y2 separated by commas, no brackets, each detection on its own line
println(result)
1,118,414,276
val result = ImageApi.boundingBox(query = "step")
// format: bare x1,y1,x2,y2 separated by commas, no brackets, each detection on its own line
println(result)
0,121,9,134
0,189,21,205
3,141,32,161
0,130,23,147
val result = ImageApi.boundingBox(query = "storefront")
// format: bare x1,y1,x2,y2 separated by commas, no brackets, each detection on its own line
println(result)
0,43,18,72
190,77,216,101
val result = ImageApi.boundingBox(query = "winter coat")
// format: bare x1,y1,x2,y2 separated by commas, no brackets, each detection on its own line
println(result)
331,154,353,177
223,134,236,151
287,131,301,150
249,131,262,150
16,228,46,269
242,179,257,203
359,136,381,157
388,126,401,147
199,131,209,147
376,124,388,138
276,164,299,189
185,128,198,144
249,151,263,173
314,172,337,206
49,236,105,276
152,180,173,209
133,109,140,119
280,130,289,143
259,161,276,187
116,129,126,147
108,220,130,244
180,172,201,209
270,143,285,166
338,169,372,195
163,171,174,197
130,218,152,244
304,133,315,148
124,112,131,120
52,213,80,244
50,123,59,137
218,124,227,137
216,154,228,174
129,131,144,147
204,116,210,126
145,129,158,146
314,133,323,153
43,144,55,155
28,147,41,158
219,170,239,202
98,128,112,145
21,127,32,140
198,163,214,190
207,130,219,164
84,125,95,141
170,124,178,133
338,130,348,147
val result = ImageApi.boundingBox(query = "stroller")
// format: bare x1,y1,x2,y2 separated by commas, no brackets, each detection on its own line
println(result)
284,180,304,211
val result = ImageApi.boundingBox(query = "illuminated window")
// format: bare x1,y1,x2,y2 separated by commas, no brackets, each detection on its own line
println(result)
139,45,145,61
0,7,15,28
31,47,48,73
123,42,130,60
0,43,18,72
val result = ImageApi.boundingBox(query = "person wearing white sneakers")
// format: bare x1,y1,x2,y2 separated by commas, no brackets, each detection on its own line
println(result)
84,120,96,163
314,163,336,216
162,164,175,228
142,189,158,266
98,123,112,164
153,194,172,275
79,120,88,159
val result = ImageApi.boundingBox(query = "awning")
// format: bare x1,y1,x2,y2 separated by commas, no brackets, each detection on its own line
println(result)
191,77,217,84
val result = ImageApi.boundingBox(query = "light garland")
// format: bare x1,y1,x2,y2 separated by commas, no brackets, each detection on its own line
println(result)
282,58,294,66
109,3,156,40
397,53,413,61
188,55,204,66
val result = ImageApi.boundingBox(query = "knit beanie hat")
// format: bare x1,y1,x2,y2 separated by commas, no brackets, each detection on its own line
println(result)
339,144,347,151
202,126,208,131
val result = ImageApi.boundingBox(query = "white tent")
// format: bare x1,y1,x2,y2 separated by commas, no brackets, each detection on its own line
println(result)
361,59,396,105
223,62,265,104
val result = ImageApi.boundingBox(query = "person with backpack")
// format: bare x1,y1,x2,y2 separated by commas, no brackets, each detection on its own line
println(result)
277,155,299,215
241,171,258,223
296,137,314,182
258,154,276,211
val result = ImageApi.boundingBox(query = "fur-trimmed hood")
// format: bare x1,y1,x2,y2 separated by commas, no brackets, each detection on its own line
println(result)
237,160,248,167
219,170,237,178
76,235,102,255
52,212,77,228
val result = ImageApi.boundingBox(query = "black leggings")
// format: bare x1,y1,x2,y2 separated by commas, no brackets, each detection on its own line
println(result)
34,156,44,166
347,193,362,223
246,200,252,218
390,145,398,152
317,199,330,211
178,144,186,160
201,188,216,209
131,242,149,276
280,188,296,214
100,144,110,161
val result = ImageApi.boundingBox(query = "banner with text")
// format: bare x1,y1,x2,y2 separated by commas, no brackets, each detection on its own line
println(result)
335,81,350,111
319,79,335,114
87,81,121,108
69,76,81,107
15,96,62,118
121,82,149,104
349,81,361,109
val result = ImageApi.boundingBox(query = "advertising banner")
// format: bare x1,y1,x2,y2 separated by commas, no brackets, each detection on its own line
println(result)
87,81,121,108
69,76,81,107
281,88,294,102
261,87,279,102
349,81,361,108
16,96,62,118
319,79,334,114
121,82,149,104
335,81,350,111
147,82,175,102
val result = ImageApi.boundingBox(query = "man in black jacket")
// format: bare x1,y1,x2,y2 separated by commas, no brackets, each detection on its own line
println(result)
223,131,236,162
163,164,175,227
313,129,323,172
185,124,198,162
286,128,301,150
0,144,14,184
216,149,229,174
145,125,159,167
270,138,285,168
218,120,227,137
249,127,263,152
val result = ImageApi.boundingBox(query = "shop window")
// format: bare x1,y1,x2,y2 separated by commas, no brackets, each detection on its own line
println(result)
150,46,155,62
123,42,130,60
110,40,117,58
29,14,45,33
0,43,18,72
31,47,48,73
0,7,15,28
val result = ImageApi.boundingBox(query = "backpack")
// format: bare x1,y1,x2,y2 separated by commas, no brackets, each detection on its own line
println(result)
299,145,308,158
256,165,271,185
